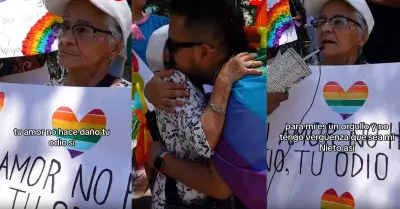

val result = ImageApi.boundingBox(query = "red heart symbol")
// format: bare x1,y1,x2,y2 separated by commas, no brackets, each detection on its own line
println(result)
0,92,4,112
321,188,355,209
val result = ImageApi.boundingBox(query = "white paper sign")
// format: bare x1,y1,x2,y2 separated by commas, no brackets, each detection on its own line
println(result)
0,0,59,58
267,63,400,209
267,0,298,47
0,83,132,208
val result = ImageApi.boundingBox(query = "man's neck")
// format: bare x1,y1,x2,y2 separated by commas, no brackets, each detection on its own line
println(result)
132,11,145,22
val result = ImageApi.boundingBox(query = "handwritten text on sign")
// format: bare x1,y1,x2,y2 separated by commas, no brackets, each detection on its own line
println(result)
0,0,57,58
0,83,132,208
267,64,400,208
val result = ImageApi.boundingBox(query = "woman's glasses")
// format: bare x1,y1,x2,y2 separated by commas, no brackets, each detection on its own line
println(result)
311,15,361,30
51,23,112,42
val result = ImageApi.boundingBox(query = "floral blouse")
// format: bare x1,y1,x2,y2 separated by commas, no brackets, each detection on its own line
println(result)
153,70,213,209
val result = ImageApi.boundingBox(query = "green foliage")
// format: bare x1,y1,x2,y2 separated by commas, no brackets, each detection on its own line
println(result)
145,0,257,26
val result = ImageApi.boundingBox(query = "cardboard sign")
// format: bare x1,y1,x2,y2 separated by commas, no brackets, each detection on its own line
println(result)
267,63,400,208
0,83,131,208
0,0,59,58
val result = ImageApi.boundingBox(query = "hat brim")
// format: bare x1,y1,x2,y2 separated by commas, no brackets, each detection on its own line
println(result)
44,0,70,17
306,0,365,18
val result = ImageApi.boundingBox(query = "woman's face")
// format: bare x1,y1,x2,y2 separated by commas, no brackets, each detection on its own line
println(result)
315,0,367,58
58,0,119,71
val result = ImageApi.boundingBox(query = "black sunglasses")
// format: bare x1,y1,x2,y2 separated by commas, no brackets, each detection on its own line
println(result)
165,38,214,54
311,15,361,29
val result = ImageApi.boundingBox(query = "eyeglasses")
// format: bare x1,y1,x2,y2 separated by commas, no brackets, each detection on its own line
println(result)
310,15,361,30
51,23,112,41
165,38,212,54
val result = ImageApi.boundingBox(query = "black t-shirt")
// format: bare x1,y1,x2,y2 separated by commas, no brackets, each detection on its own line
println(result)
364,2,400,63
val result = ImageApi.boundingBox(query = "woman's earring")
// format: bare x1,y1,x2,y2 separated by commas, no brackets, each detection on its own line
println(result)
109,57,112,60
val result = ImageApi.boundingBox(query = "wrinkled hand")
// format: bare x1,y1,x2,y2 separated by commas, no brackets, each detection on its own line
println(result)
144,70,190,113
149,141,167,168
267,93,289,115
217,52,264,85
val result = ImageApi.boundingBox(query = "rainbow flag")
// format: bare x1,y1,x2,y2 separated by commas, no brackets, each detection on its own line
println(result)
213,49,266,209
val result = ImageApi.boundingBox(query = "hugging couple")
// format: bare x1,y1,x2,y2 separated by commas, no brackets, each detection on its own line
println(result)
140,0,270,208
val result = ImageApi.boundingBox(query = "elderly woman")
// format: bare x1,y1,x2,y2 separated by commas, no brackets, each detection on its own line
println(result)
305,0,374,65
43,0,131,87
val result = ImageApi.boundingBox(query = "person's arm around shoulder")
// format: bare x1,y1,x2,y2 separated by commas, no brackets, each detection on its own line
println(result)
144,70,189,113
201,53,263,150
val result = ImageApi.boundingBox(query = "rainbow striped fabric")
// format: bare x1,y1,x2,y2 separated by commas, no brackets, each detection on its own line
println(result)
213,49,266,209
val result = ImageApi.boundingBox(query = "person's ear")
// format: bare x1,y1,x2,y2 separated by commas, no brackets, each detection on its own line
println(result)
110,40,124,58
357,31,368,47
195,44,213,64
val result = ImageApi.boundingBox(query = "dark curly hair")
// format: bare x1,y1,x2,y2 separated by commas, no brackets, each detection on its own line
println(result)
169,0,248,57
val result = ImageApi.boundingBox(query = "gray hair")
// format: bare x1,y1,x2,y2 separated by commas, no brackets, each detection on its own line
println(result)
107,16,123,42
355,11,368,36
355,11,368,56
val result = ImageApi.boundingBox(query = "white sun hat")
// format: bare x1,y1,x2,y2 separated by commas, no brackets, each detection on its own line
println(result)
146,25,169,73
44,0,131,59
305,0,374,35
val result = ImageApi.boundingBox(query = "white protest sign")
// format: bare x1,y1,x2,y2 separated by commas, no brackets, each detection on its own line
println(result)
0,0,59,58
0,83,132,208
267,63,400,209
267,0,298,48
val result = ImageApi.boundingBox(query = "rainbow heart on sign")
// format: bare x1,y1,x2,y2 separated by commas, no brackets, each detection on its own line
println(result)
0,92,4,112
323,81,368,120
321,188,355,209
51,106,107,158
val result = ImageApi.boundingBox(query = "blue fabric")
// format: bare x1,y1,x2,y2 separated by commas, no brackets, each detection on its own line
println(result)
132,14,169,65
232,74,267,122
222,95,266,171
